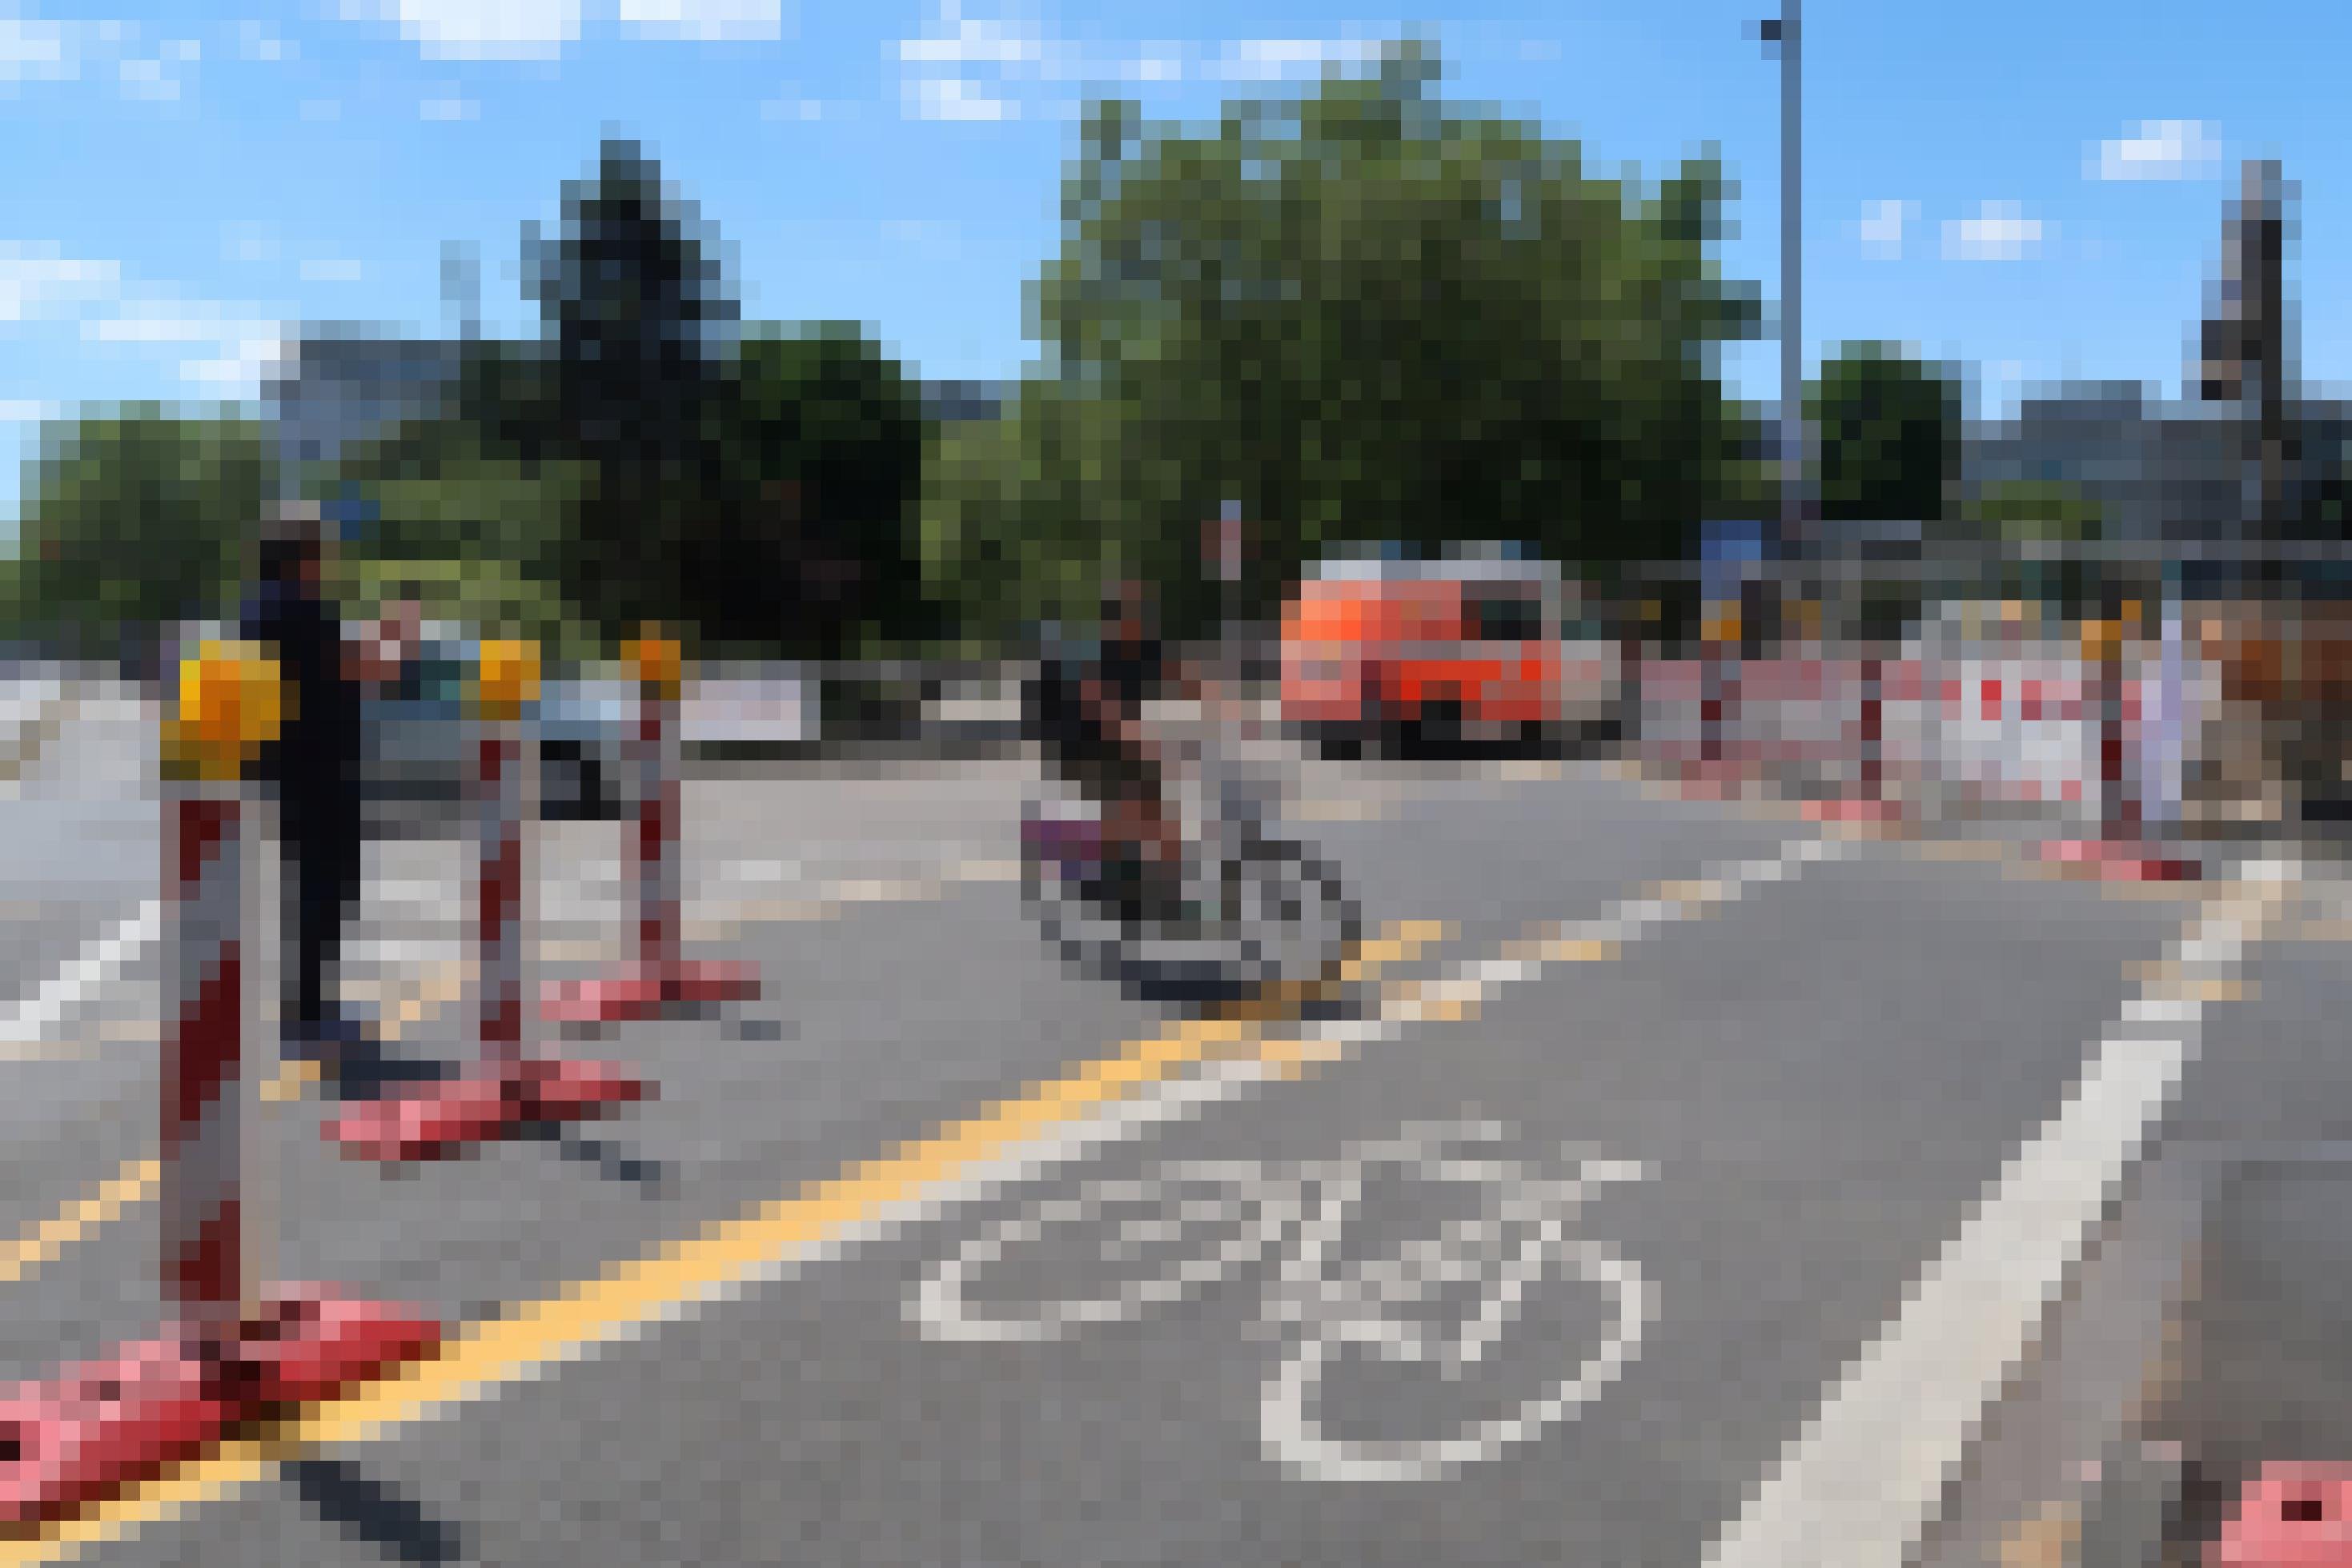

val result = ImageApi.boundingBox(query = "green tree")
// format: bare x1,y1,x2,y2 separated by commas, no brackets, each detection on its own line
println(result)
522,138,741,640
700,323,937,659
1955,478,2105,546
16,408,275,662
335,402,588,573
991,38,1759,635
921,379,1142,645
1808,343,1964,524
326,355,597,652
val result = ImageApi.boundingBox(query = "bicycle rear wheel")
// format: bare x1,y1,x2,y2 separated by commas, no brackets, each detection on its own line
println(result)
1023,794,1362,1009
909,1162,1294,1344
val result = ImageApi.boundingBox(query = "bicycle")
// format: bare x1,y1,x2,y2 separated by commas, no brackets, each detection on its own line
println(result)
907,1116,1656,1484
1021,730,1362,1009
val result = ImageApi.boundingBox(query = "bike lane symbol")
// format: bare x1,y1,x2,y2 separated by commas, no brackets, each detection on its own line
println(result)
907,1117,1659,1484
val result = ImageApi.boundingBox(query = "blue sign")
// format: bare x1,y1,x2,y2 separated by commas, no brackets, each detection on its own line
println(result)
1700,518,1768,564
1700,519,1768,602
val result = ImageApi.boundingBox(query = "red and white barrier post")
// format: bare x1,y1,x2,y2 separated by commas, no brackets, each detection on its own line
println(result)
1803,644,1904,827
475,682,529,1067
0,643,437,1528
541,630,758,1027
327,640,648,1163
1860,654,1885,807
2037,607,2196,882
162,775,252,1361
636,648,683,979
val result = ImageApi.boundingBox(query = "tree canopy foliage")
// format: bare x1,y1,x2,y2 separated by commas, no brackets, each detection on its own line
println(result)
926,38,1762,639
14,409,275,661
1808,343,1964,526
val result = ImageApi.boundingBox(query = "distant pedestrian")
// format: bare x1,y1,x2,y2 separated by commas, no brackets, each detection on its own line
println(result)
237,501,387,1061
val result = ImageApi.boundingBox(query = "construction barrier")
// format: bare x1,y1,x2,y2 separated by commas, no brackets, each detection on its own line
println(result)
2030,612,2199,881
541,630,760,1028
1640,631,2203,878
0,642,438,1528
328,639,648,1163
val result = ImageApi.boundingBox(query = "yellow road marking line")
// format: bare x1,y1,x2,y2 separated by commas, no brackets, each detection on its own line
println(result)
0,888,1441,1296
0,920,1457,1562
0,910,1438,1301
0,1161,162,1286
4,841,1832,1561
0,963,471,1288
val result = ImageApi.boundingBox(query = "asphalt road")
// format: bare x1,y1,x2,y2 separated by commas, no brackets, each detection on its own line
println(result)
0,689,2344,1567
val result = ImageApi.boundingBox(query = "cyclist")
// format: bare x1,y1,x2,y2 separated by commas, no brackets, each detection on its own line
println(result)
1027,578,1206,926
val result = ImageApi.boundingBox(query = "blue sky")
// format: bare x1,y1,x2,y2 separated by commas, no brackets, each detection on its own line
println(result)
1,0,2345,531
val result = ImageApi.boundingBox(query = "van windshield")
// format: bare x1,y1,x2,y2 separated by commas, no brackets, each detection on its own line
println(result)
1467,590,1545,644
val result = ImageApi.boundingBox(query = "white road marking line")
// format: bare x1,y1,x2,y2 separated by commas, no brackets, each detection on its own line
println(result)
1705,855,2301,1568
0,833,1838,1556
0,860,1031,1063
0,900,160,1053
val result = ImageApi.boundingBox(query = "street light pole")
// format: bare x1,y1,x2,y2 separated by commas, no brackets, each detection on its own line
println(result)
1755,0,1803,621
1780,0,1802,575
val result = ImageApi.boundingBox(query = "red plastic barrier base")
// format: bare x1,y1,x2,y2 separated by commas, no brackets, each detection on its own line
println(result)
2214,1461,2352,1566
539,958,761,1027
2034,836,2201,883
323,1055,650,1163
0,1284,439,1528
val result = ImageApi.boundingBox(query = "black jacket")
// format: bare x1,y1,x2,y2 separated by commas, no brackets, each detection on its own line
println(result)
239,582,363,806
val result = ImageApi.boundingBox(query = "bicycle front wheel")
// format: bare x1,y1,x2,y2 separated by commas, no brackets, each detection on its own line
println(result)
1258,1233,1654,1484
1211,832,1362,992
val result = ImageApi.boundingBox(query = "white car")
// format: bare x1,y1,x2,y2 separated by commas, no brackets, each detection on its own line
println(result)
365,634,632,820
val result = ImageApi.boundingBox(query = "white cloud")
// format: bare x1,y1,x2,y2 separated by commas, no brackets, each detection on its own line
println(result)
2092,118,2222,182
342,0,791,58
0,399,59,423
179,331,290,391
82,300,226,345
222,222,280,266
1854,199,1918,261
1941,201,2046,263
617,0,786,42
905,74,1017,122
0,240,290,399
0,14,76,84
892,6,1403,124
116,55,180,101
419,91,479,121
1207,36,1389,82
299,257,365,283
0,243,122,323
897,12,1044,70
237,20,292,62
1119,42,1183,82
335,0,581,62
0,13,196,102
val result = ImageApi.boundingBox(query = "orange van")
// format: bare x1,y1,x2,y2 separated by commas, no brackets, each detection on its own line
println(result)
1280,552,1610,756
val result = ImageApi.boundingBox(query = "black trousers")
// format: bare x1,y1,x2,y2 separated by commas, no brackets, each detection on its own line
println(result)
279,791,364,1033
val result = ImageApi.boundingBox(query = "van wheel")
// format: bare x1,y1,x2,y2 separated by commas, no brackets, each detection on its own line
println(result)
1412,700,1464,757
